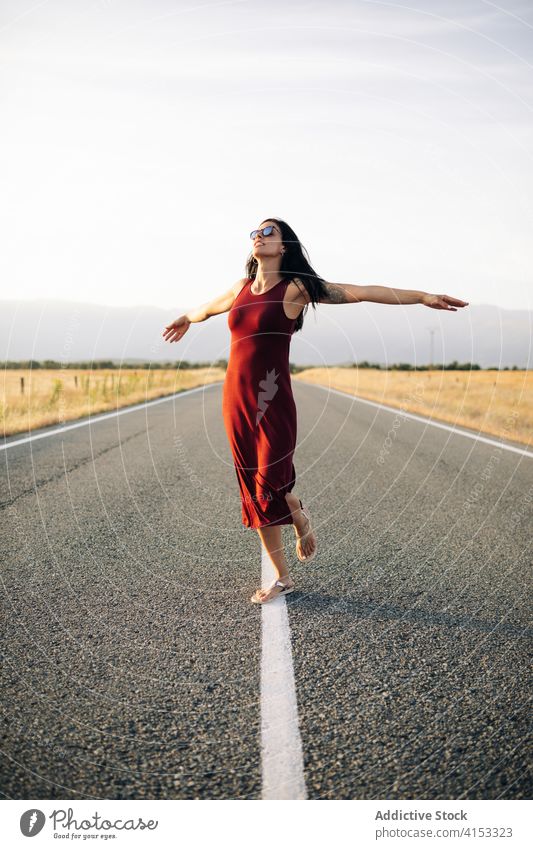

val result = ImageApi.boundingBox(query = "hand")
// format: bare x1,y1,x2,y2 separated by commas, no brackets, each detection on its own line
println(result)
421,293,469,311
162,314,191,343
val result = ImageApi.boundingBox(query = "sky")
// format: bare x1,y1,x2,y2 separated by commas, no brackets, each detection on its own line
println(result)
1,0,532,313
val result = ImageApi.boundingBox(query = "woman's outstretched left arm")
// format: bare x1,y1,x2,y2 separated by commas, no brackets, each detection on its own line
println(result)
319,282,469,312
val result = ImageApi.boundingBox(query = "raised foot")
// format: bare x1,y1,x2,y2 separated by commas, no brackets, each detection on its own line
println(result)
294,500,317,562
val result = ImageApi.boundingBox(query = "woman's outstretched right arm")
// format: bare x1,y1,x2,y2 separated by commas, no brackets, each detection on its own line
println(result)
162,278,247,343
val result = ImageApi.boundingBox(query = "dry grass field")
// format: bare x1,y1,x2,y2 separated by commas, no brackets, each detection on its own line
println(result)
1,368,225,438
293,368,532,447
2,366,531,448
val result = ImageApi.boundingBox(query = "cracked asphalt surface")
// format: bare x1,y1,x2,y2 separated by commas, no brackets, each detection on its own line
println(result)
1,381,531,799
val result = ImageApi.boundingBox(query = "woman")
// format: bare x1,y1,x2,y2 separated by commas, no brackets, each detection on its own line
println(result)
162,218,468,605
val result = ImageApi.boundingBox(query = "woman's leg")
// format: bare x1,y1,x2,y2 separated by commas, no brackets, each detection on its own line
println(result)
285,492,317,559
252,524,294,602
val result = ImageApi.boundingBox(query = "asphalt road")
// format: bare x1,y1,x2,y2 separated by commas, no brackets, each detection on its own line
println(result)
1,381,531,800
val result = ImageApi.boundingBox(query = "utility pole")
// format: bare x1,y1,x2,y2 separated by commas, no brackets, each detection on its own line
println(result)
427,326,439,369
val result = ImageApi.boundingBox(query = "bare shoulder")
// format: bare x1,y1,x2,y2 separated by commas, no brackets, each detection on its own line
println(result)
231,277,249,296
285,278,362,308
283,277,312,321
285,277,312,304
284,276,359,318
285,276,341,304
206,277,249,318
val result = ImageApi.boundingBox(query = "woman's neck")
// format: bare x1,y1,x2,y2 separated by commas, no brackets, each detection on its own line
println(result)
254,260,283,289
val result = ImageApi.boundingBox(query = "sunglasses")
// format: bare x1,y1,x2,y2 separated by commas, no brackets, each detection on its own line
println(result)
250,225,277,240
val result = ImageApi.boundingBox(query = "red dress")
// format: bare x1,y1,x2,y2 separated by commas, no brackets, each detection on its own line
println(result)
222,277,298,530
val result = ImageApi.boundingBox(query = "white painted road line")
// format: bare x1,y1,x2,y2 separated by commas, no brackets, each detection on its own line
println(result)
0,382,223,451
259,544,307,800
303,381,533,459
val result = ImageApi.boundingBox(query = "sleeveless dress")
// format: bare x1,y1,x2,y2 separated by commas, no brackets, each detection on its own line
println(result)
222,277,298,530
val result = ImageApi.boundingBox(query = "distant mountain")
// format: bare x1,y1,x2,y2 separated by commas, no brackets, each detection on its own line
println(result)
0,298,531,368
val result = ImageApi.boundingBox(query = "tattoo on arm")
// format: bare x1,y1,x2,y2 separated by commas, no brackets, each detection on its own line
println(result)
322,283,351,304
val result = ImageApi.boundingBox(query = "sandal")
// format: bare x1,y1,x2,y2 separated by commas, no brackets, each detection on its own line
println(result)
251,578,295,605
295,499,317,563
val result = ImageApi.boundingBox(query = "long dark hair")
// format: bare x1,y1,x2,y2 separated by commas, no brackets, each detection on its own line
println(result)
245,217,328,333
